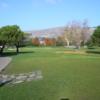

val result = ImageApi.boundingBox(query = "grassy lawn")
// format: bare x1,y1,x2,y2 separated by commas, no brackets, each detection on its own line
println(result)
0,47,100,100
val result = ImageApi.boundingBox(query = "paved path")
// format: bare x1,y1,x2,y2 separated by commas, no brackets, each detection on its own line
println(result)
0,57,12,72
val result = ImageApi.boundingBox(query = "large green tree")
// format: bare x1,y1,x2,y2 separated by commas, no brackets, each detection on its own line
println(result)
92,26,100,46
0,25,24,54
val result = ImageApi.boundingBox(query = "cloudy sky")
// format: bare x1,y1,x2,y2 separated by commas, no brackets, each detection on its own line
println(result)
0,0,100,30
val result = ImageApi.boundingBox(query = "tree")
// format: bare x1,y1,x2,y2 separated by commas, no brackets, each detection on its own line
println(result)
22,33,33,46
44,38,56,46
63,21,82,48
9,25,24,53
56,36,66,46
0,25,24,54
32,37,40,46
63,20,90,48
81,20,90,46
91,26,100,46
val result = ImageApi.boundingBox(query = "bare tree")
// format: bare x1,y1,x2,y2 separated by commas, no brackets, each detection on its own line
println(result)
63,20,90,48
63,26,70,47
81,19,91,45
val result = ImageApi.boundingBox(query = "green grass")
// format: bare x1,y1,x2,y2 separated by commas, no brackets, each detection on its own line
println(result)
0,47,100,100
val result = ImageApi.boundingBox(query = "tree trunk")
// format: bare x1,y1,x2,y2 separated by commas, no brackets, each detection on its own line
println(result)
66,40,69,47
0,45,5,55
16,45,19,53
65,38,69,47
15,42,20,53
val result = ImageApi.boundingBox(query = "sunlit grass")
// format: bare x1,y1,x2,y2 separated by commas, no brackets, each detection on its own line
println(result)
0,47,100,100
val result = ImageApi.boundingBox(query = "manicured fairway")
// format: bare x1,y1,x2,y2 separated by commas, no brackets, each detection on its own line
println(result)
0,47,100,100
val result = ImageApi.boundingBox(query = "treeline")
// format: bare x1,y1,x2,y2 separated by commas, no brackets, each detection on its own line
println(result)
31,20,100,48
31,36,66,46
31,20,91,48
0,20,100,55
32,37,56,46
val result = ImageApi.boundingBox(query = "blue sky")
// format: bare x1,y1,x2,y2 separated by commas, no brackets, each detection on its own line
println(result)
0,0,100,30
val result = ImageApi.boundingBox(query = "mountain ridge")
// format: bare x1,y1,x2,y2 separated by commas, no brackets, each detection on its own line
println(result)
26,26,65,37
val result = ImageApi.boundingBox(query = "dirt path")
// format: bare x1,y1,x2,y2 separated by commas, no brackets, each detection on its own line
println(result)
0,57,12,72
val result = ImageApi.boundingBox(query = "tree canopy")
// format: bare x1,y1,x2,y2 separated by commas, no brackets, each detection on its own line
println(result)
0,25,24,54
91,26,100,46
63,20,90,48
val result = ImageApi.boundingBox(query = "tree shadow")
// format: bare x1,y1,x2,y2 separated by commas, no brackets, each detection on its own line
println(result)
0,79,12,87
60,98,69,100
87,47,95,49
86,50,100,54
0,51,34,57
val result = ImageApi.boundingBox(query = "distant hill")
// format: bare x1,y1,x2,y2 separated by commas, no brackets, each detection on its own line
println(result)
26,27,65,38
26,26,95,38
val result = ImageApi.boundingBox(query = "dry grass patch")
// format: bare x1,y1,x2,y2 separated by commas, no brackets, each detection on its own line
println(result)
56,50,86,55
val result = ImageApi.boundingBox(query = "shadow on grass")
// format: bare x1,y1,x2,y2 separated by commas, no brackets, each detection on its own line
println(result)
60,98,69,100
86,50,100,54
87,47,95,49
0,51,34,57
0,80,12,87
